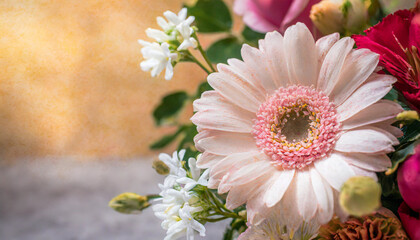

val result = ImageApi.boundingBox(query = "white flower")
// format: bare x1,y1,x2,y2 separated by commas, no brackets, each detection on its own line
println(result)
163,8,194,29
176,21,197,51
177,156,209,191
165,203,206,240
138,41,177,80
153,188,192,221
159,150,187,178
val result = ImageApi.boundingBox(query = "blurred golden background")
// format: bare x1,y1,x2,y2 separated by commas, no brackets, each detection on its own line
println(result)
0,0,239,161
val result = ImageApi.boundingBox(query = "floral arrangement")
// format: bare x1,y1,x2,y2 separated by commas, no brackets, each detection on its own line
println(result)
109,0,420,239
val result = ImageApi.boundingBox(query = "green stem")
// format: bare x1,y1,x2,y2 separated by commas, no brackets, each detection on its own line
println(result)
186,52,211,75
146,194,161,200
199,217,228,222
193,32,216,73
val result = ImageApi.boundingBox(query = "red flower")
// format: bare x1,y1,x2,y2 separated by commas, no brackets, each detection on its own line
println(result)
353,6,420,112
398,202,420,240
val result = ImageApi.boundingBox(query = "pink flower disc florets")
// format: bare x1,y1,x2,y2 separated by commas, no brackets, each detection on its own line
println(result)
253,85,340,169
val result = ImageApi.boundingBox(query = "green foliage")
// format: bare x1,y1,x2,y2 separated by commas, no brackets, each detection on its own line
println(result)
186,0,232,33
153,91,188,126
207,37,242,64
383,88,410,110
150,126,186,149
241,26,265,46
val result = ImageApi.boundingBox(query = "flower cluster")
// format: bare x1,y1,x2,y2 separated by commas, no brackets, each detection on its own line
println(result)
153,150,209,240
138,8,197,80
112,0,420,239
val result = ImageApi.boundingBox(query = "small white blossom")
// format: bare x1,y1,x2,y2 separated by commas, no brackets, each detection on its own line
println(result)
176,21,197,51
138,41,177,80
165,203,206,240
163,8,194,28
159,150,187,178
177,156,209,191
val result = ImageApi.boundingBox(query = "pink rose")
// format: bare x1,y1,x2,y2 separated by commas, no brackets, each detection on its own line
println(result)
398,145,420,212
234,0,320,33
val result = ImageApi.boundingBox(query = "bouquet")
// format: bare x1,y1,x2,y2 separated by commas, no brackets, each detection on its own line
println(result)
109,0,420,239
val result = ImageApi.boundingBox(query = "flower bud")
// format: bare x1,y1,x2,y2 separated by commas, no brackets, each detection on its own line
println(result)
397,145,420,212
340,176,381,216
310,0,371,35
109,192,150,214
397,110,419,122
152,159,170,175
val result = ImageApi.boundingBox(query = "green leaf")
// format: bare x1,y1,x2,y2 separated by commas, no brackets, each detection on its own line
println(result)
241,26,265,46
207,37,242,64
186,0,232,33
386,140,419,175
149,126,186,149
178,124,198,150
153,91,189,126
399,120,420,144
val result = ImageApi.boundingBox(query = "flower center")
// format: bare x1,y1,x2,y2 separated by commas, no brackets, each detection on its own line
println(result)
252,85,340,169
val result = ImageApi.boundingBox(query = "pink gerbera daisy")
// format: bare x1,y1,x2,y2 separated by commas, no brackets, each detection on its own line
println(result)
191,23,403,230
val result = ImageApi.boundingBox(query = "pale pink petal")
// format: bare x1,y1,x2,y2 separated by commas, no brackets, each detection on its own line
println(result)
373,120,403,138
336,73,396,121
310,167,334,223
225,59,267,96
334,127,397,154
191,108,254,133
263,169,295,207
314,153,355,190
195,130,257,155
208,70,265,113
259,31,290,88
339,152,391,171
296,170,317,220
341,100,403,130
275,177,303,229
329,49,380,106
241,44,277,94
226,173,272,209
350,165,378,181
283,23,318,86
333,190,348,221
196,152,224,169
317,37,354,93
315,33,340,71
219,157,273,193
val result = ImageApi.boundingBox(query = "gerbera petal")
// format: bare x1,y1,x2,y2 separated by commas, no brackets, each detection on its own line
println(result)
314,153,355,190
296,170,317,220
317,37,354,94
191,95,255,133
350,165,378,181
219,157,272,192
226,174,272,209
334,127,397,154
196,152,224,169
241,44,277,93
341,100,403,130
259,31,290,88
263,169,295,207
329,49,380,106
372,120,404,138
310,168,334,223
340,152,391,171
207,71,265,113
336,73,396,121
276,177,304,230
283,23,318,86
195,130,257,155
315,33,340,70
